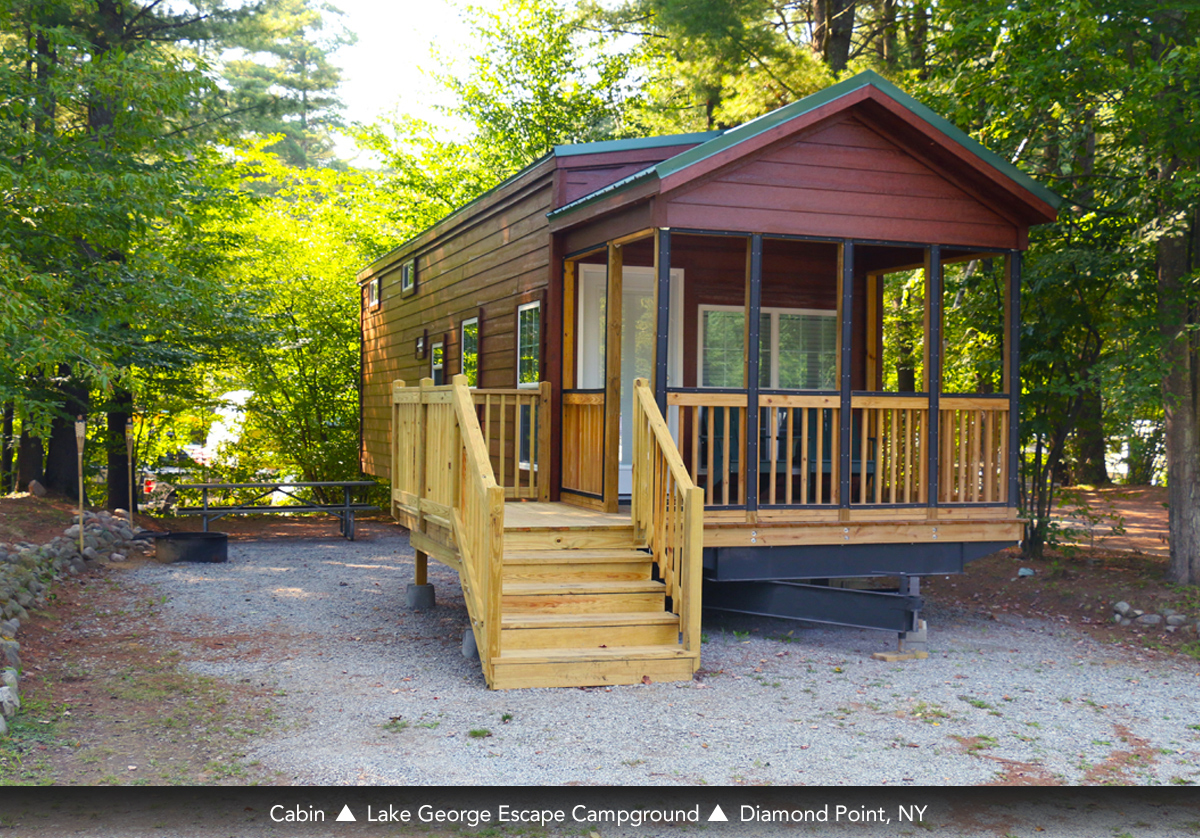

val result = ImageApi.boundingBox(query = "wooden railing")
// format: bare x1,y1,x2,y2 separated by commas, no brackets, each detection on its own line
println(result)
393,376,505,685
561,389,604,496
473,384,550,501
632,379,704,659
757,394,841,506
667,392,748,507
850,396,929,505
939,397,1009,504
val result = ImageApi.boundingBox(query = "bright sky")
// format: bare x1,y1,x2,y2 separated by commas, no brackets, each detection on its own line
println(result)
329,0,501,153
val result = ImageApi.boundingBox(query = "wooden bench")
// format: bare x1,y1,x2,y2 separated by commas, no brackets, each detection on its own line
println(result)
175,481,378,541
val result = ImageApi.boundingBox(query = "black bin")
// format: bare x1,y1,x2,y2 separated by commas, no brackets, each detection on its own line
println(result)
156,532,228,563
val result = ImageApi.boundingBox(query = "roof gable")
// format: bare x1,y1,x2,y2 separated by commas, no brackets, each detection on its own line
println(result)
549,70,1060,227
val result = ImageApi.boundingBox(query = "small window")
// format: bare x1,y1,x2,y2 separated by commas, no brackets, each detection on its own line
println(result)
367,276,382,309
461,317,479,387
400,259,416,296
516,301,540,389
431,341,444,385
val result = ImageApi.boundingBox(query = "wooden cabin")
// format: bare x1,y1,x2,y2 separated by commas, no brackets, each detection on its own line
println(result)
359,70,1060,689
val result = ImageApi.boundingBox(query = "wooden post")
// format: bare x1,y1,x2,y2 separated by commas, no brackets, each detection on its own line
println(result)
603,243,623,513
926,247,942,516
415,378,432,587
538,380,551,501
74,416,85,553
125,417,134,524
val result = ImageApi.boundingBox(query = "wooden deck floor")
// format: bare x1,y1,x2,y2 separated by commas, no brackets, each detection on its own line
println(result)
503,501,630,531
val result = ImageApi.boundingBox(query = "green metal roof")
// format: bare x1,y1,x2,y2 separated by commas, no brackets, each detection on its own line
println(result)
554,131,724,157
548,69,1062,221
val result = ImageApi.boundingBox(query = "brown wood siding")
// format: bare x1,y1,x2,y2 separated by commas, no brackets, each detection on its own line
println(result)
663,116,1023,249
556,143,703,206
360,177,554,478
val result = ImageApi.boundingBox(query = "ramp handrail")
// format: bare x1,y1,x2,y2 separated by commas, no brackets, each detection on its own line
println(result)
392,375,505,683
631,378,704,659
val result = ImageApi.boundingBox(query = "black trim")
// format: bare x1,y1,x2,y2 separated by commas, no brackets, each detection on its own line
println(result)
1009,250,1021,508
746,234,763,513
838,240,854,509
654,229,672,413
927,245,942,508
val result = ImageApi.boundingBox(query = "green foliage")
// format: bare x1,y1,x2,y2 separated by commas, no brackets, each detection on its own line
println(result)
220,0,354,168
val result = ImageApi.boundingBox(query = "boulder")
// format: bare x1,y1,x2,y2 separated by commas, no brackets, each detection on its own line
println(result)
26,480,45,497
1135,613,1162,626
0,685,18,717
1113,601,1132,617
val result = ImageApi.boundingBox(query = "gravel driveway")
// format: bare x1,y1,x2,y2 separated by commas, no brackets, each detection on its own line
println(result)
126,525,1200,789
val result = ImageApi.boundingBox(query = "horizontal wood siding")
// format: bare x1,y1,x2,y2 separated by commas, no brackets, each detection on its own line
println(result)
361,177,554,478
664,115,1022,249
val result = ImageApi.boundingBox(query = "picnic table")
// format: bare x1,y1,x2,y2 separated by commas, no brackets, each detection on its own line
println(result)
175,480,378,541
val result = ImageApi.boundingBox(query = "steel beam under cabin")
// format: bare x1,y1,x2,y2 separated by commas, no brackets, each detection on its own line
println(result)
703,578,922,634
702,540,1013,581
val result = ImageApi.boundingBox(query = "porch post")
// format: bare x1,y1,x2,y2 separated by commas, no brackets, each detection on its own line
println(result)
1007,250,1021,508
926,246,942,511
838,240,854,512
745,234,763,518
603,243,623,513
654,228,672,414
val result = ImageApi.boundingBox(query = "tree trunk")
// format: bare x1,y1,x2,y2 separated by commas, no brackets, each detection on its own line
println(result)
106,389,134,512
1074,385,1109,485
1158,178,1200,585
17,430,42,491
878,0,898,72
42,370,89,501
812,0,856,74
1,402,12,493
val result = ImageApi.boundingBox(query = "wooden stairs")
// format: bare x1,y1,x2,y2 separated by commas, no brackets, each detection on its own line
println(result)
488,520,700,690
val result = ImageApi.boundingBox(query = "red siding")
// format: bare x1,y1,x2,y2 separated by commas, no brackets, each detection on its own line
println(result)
663,116,1022,249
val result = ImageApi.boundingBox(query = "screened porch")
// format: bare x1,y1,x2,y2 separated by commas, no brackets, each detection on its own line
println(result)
559,229,1020,525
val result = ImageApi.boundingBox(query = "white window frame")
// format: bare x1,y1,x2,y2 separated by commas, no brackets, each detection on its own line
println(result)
698,304,837,390
367,276,382,309
430,340,444,385
400,258,416,295
516,300,541,390
460,316,479,387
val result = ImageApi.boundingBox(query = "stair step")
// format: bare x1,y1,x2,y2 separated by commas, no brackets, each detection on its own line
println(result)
488,654,697,690
503,565,652,583
504,549,650,564
500,611,679,649
504,528,638,551
504,580,663,596
495,644,694,664
502,612,679,629
501,591,665,614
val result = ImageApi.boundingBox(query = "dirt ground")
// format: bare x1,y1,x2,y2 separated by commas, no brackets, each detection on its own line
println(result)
1,489,1196,785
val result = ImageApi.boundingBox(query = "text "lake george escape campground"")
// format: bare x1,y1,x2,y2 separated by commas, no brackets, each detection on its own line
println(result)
268,802,931,826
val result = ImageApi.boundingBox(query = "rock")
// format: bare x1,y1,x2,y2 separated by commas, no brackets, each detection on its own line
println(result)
82,547,100,562
0,713,7,736
1167,614,1188,627
0,619,17,638
1163,608,1178,617
1166,625,1178,633
1120,617,1133,626
1135,613,1163,626
1130,609,1145,619
109,552,125,562
1113,601,1132,617
0,685,18,717
26,479,45,497
1,669,16,689
1018,567,1035,577
1112,612,1124,624
0,639,18,669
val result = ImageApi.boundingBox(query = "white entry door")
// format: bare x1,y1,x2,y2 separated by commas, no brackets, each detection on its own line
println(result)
577,264,683,495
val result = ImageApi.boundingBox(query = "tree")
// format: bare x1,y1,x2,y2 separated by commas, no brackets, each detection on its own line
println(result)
221,0,354,168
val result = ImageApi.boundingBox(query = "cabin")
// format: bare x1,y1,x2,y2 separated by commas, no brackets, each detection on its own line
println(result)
358,70,1060,690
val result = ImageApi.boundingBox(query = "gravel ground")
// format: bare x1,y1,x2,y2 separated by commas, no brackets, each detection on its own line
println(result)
125,526,1200,792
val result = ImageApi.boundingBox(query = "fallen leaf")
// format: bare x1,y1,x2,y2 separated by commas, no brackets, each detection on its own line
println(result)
642,675,652,685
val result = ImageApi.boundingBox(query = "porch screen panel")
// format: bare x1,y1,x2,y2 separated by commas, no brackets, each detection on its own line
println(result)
776,313,837,390
701,309,746,388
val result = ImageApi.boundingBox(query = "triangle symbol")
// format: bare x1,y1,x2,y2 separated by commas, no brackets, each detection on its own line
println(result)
709,805,728,822
336,805,356,822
